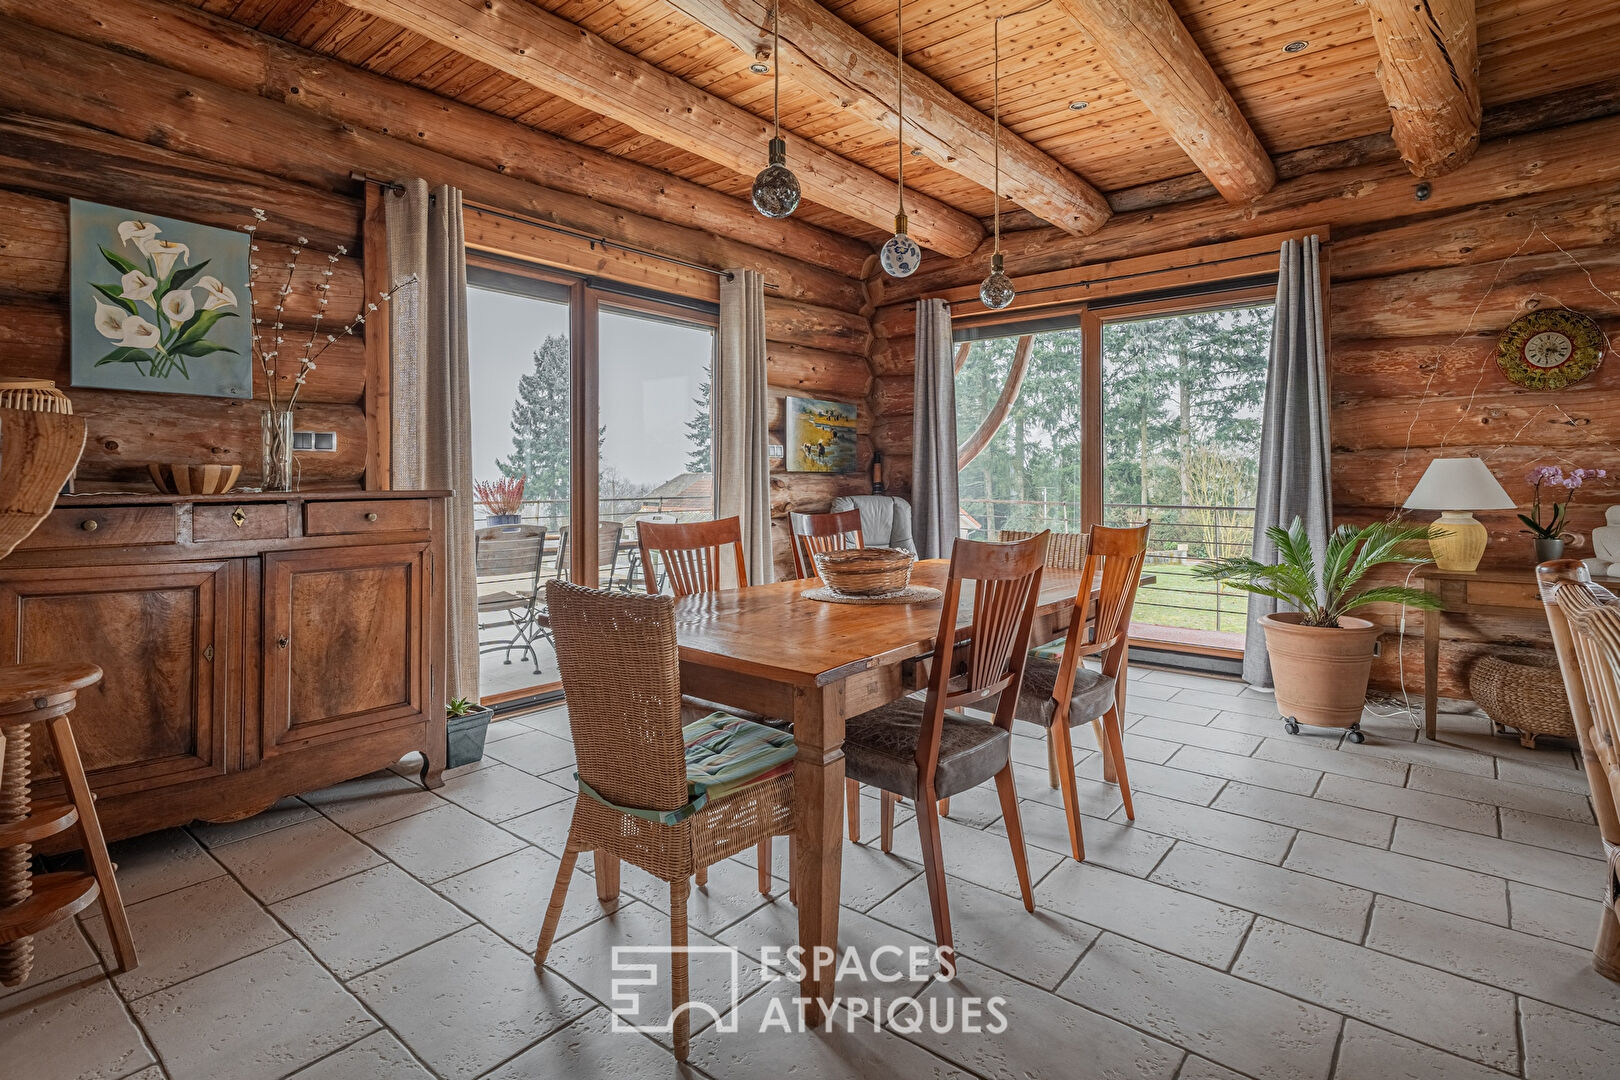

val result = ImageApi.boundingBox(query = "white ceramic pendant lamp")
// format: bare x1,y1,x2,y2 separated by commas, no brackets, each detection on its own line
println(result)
879,0,922,278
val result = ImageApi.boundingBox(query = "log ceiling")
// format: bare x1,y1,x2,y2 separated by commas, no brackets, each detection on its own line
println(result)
143,0,1620,251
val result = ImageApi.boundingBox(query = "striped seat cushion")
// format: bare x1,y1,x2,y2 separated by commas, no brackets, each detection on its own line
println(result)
683,712,797,802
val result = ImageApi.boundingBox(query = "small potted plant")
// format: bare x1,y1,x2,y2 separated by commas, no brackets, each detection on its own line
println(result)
1195,517,1442,741
1521,465,1607,563
445,696,494,769
475,475,526,526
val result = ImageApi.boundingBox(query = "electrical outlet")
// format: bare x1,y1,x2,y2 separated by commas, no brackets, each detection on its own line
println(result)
294,430,338,452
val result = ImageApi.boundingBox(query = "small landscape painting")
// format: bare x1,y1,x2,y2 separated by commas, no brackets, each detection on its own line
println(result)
69,198,252,398
786,395,858,473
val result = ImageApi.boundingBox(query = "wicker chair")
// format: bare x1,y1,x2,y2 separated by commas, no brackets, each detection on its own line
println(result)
534,582,795,1059
999,528,1088,570
1538,561,1620,983
1011,524,1150,862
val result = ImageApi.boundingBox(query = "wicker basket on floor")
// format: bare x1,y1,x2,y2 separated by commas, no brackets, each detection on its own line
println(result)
1468,653,1577,748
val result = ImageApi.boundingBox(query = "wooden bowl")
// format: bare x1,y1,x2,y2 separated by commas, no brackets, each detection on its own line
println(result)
813,547,915,596
148,463,243,496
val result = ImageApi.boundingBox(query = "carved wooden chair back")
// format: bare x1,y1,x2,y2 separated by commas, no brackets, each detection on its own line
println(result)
637,516,748,596
789,508,864,579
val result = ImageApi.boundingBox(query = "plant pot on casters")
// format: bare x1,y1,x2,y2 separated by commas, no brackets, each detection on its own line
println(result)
1197,517,1443,743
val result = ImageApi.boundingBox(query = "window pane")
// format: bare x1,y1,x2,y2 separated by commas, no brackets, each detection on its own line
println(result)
597,305,715,590
467,281,571,700
1101,304,1272,650
955,328,1085,541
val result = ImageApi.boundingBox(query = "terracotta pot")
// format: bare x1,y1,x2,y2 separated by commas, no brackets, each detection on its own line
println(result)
1261,612,1381,729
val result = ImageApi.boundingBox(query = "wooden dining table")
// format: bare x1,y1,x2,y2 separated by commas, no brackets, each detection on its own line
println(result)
672,557,1136,1018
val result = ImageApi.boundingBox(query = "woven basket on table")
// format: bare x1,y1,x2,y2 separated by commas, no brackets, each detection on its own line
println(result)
1468,653,1577,748
814,547,914,596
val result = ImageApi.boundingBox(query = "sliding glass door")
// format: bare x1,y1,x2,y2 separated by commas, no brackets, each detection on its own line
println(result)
464,265,716,706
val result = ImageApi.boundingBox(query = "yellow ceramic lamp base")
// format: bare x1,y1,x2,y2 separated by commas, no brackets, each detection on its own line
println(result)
1428,510,1489,572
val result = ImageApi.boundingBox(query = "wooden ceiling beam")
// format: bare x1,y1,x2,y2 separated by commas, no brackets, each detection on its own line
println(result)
1054,0,1275,203
662,0,1111,237
1365,0,1481,178
342,0,984,257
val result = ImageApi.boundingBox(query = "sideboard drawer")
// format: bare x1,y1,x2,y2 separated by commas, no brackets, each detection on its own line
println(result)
195,503,291,543
304,499,431,536
19,506,178,550
1465,579,1543,610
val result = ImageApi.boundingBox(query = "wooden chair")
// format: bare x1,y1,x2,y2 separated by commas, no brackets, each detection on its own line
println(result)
533,582,794,1058
1538,561,1620,982
636,516,748,594
789,508,865,579
854,531,1050,959
475,525,548,673
1012,523,1150,861
554,520,627,588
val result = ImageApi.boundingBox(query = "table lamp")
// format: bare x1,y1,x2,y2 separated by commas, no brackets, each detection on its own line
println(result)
1403,457,1516,572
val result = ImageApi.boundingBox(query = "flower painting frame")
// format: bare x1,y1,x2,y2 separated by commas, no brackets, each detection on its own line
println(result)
69,199,253,398
785,395,858,473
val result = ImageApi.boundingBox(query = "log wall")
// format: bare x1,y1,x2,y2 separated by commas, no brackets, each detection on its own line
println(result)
867,113,1620,699
0,1,878,577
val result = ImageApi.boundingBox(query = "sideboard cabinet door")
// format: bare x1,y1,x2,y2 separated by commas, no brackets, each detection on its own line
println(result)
0,561,235,795
258,542,430,760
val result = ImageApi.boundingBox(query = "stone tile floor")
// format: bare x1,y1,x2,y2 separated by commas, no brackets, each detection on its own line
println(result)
3,667,1619,1079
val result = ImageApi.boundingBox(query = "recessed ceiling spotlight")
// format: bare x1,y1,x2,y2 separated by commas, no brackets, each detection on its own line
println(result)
1068,100,1089,111
749,60,771,74
1283,40,1309,54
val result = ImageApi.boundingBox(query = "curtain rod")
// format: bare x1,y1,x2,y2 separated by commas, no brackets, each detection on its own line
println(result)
350,174,777,289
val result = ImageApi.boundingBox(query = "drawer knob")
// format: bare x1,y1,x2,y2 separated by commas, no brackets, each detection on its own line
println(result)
81,519,99,532
365,512,379,522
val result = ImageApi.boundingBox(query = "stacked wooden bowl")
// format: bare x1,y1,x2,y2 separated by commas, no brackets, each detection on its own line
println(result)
813,547,915,596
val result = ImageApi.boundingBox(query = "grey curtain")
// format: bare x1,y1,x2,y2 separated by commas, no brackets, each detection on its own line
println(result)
912,298,959,559
713,268,773,586
386,179,478,701
1245,235,1333,688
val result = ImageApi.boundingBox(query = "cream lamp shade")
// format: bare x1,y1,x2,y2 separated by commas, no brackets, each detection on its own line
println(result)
1403,457,1516,572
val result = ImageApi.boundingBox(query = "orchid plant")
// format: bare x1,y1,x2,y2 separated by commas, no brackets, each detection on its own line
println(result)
90,219,239,377
1520,465,1608,540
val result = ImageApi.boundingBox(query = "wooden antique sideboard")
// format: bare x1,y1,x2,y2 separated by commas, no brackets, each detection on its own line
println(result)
0,490,448,844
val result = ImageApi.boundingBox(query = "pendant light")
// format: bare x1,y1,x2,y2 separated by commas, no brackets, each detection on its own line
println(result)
879,0,921,278
751,0,801,219
979,14,1015,310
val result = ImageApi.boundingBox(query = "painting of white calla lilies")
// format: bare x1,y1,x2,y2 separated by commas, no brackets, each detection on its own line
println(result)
70,199,251,397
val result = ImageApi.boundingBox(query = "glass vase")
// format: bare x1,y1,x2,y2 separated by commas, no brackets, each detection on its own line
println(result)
261,409,294,491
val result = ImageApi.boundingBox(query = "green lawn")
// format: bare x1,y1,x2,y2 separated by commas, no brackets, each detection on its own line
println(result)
1133,563,1249,635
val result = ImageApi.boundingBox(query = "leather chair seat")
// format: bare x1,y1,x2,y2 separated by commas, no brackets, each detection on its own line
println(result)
1014,655,1117,729
842,696,1011,801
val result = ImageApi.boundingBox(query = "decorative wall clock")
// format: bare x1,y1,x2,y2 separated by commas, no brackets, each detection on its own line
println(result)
1496,309,1606,390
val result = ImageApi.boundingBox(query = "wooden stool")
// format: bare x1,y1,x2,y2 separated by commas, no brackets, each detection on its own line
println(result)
0,662,136,985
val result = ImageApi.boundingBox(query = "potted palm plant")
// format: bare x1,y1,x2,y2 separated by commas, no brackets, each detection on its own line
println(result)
1195,518,1441,742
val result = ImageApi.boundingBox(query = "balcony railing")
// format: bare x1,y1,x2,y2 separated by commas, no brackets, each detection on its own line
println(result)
959,498,1256,641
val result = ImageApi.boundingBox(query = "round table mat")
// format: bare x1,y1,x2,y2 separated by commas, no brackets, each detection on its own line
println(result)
801,585,943,605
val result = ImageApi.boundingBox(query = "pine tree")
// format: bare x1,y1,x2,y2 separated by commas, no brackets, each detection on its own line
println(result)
686,379,712,473
497,334,574,525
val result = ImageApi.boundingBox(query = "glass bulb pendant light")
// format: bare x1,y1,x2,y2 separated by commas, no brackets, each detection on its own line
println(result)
751,0,800,219
980,15,1015,310
879,0,920,278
